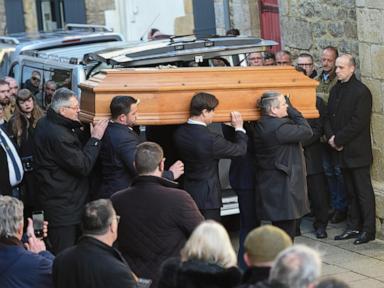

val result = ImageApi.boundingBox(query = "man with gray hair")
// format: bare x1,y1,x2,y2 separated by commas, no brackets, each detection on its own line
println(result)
36,80,57,109
33,87,108,254
252,91,312,240
0,195,54,288
265,245,322,288
53,199,137,288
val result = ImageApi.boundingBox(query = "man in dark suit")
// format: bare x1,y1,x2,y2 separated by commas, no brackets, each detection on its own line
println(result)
112,142,204,286
173,92,248,221
99,96,184,198
325,54,375,245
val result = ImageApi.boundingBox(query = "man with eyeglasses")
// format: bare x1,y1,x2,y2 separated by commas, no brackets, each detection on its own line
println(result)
53,199,138,288
33,87,108,254
297,53,317,79
248,52,264,66
275,50,293,66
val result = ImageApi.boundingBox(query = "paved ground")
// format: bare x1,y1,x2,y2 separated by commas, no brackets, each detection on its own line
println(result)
227,216,384,287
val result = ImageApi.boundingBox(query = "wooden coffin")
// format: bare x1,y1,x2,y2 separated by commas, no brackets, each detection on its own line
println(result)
79,66,319,124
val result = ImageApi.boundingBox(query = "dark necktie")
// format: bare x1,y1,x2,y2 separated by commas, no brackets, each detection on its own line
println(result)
0,131,22,182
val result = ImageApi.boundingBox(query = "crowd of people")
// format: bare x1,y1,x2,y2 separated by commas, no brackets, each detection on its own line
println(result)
0,38,374,287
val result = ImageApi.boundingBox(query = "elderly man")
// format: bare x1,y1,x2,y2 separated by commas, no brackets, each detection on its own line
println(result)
112,142,203,286
275,50,292,66
258,245,322,288
325,54,375,245
53,199,137,288
297,53,317,78
0,195,54,288
4,76,18,115
316,46,339,103
174,92,248,221
252,91,312,240
248,52,264,66
33,87,108,254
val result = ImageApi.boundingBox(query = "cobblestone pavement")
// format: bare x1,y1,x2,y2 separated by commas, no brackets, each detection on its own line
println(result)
229,216,384,288
298,217,384,288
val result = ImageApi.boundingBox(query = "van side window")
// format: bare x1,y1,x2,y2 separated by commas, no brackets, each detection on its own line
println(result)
21,66,43,96
47,68,71,90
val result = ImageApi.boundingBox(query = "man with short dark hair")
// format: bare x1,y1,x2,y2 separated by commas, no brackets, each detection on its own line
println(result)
297,53,317,78
0,79,12,121
275,50,292,66
36,81,57,109
34,87,108,254
24,71,41,96
112,142,203,286
53,199,137,288
325,54,375,245
99,95,183,198
173,92,248,221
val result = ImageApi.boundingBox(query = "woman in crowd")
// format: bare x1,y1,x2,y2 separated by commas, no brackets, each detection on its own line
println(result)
8,88,44,218
158,220,241,288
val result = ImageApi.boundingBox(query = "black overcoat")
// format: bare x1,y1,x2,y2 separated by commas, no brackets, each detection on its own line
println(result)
252,107,312,221
53,236,137,288
324,74,373,168
33,109,101,226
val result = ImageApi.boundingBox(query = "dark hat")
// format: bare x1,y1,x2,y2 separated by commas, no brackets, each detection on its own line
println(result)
244,225,292,263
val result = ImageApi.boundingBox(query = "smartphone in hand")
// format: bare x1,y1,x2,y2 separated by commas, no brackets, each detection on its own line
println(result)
32,211,44,238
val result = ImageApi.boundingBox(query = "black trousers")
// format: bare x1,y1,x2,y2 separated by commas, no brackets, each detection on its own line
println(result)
342,166,376,236
200,209,221,222
272,219,297,241
48,224,81,255
307,173,329,229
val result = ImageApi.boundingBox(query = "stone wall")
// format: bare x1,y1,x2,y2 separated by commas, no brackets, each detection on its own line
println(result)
0,0,6,35
278,0,358,66
356,1,384,237
214,0,260,36
85,0,115,25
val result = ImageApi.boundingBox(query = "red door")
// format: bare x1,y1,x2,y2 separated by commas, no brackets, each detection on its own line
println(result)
260,0,281,52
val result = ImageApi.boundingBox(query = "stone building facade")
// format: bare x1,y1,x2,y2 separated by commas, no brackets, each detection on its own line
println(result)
277,0,384,238
85,0,115,25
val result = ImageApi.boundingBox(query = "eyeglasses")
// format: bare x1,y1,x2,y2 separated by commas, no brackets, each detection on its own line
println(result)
64,105,80,110
298,63,313,67
31,77,41,82
276,61,290,65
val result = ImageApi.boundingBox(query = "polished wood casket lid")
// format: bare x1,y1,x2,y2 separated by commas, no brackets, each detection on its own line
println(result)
79,66,319,124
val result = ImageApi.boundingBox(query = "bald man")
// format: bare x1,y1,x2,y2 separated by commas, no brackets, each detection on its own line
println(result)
324,54,375,245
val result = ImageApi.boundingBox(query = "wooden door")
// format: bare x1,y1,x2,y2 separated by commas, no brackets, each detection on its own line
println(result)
260,0,281,52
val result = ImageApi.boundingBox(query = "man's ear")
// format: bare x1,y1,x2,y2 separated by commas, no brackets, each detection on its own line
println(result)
159,158,165,172
244,253,252,267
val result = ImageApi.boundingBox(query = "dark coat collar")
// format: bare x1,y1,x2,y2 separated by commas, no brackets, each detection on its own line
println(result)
338,73,357,86
132,175,178,188
241,266,271,284
47,108,82,130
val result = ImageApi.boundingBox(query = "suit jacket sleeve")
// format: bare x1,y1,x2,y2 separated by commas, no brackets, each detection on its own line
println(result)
334,88,372,147
302,98,325,147
212,131,248,159
53,137,101,177
276,107,313,144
